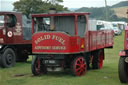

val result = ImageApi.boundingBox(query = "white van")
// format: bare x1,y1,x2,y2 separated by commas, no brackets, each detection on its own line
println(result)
97,20,121,35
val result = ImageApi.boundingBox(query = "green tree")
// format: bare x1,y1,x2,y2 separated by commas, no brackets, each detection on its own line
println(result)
13,0,67,18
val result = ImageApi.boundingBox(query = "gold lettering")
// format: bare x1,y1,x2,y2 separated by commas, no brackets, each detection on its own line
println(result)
35,46,51,50
34,35,65,45
52,46,66,50
34,46,66,50
35,35,51,44
52,35,56,40
52,35,65,45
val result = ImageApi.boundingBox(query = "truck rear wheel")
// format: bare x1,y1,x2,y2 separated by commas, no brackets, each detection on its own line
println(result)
32,56,47,76
71,56,87,76
92,50,104,69
118,57,128,83
1,48,16,68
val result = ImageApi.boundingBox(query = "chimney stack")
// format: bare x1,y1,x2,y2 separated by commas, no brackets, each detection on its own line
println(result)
49,8,56,30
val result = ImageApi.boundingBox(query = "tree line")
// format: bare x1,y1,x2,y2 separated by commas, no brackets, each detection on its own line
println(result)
13,0,68,18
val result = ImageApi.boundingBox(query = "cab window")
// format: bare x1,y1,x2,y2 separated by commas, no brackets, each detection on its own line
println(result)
77,15,86,37
6,14,17,27
34,17,50,32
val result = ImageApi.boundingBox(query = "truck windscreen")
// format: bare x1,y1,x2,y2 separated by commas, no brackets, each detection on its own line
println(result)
34,16,75,35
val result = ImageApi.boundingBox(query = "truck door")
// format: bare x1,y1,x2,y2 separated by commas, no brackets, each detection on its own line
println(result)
5,14,17,44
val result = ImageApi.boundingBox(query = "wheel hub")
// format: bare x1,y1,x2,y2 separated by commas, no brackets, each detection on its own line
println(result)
6,54,13,64
81,64,85,68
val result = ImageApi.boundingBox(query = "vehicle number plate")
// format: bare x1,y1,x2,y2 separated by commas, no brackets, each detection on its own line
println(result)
49,60,55,64
45,60,55,64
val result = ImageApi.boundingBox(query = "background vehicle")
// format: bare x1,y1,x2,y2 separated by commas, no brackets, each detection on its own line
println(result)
31,12,113,76
118,10,128,83
97,20,122,36
112,23,122,35
96,21,114,31
112,27,122,35
112,21,126,31
0,12,32,68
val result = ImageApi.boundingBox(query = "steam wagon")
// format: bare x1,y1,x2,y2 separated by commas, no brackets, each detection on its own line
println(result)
0,12,32,68
118,10,128,83
31,12,113,76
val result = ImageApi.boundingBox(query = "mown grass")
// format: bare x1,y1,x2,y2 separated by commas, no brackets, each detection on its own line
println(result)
0,32,127,85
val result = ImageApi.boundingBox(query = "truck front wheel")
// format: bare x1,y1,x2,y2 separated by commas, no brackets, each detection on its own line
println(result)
71,56,87,76
1,48,16,68
32,56,47,76
32,56,41,76
118,57,128,83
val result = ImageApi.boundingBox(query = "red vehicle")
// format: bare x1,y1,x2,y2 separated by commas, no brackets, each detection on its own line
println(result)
118,10,128,83
31,12,113,76
0,12,32,68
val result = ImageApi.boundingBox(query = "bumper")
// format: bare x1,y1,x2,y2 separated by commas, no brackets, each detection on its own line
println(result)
114,31,121,35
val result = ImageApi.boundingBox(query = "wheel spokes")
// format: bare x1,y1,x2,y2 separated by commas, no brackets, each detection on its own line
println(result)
78,67,86,76
74,57,87,76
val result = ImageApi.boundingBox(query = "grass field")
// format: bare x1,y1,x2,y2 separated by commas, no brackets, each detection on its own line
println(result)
0,32,127,85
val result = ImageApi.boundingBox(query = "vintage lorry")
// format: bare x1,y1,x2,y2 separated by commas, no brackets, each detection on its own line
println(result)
0,12,32,68
118,10,128,83
31,12,114,76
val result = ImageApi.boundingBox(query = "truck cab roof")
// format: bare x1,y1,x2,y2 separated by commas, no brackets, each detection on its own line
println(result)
32,12,90,17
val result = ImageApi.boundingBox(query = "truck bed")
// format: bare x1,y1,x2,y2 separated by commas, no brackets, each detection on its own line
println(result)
89,30,113,51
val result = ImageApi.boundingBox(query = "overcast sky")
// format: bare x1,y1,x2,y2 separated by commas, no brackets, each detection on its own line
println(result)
61,0,127,8
0,0,127,11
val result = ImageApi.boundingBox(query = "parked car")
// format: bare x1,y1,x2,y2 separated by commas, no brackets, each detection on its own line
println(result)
112,23,122,35
112,27,122,35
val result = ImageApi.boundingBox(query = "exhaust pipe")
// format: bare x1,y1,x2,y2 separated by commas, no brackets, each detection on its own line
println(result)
49,8,56,31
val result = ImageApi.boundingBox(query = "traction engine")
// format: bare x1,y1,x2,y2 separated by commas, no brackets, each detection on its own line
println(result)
31,12,113,76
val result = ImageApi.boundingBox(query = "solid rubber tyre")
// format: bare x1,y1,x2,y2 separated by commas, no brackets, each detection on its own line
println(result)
118,57,128,83
32,56,47,76
32,56,41,76
0,54,2,66
71,56,87,76
1,48,16,68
